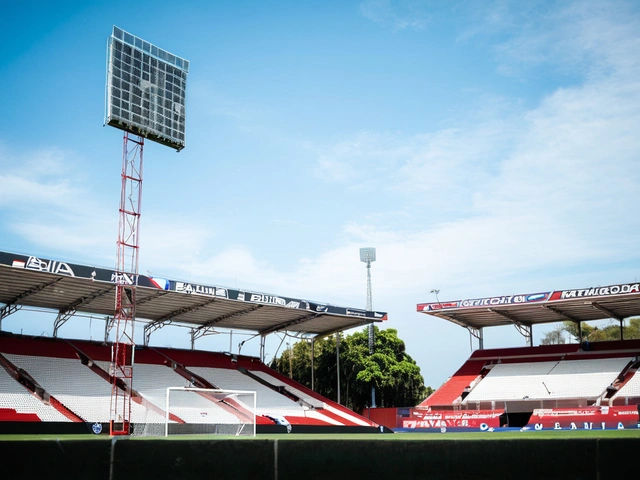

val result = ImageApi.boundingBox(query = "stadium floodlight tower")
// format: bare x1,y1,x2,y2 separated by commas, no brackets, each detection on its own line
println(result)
105,26,189,435
360,247,377,408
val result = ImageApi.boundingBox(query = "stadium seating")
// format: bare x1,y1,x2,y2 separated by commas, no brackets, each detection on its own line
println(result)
188,366,304,414
419,360,486,408
0,333,375,429
463,357,631,404
420,341,640,415
0,366,70,422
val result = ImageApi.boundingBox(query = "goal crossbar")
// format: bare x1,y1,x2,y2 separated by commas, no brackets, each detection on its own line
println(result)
164,387,257,437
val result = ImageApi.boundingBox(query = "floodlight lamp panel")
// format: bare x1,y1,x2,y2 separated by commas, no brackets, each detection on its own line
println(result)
359,247,376,263
105,26,190,151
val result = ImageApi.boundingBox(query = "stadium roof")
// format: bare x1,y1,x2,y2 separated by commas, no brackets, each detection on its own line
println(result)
0,251,387,340
417,284,640,331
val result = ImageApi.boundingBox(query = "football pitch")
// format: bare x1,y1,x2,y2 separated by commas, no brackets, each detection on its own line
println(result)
1,428,639,441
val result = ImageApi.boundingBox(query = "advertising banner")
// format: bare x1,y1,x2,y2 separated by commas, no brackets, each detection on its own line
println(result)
399,409,505,431
548,283,640,301
0,251,388,320
525,406,640,430
417,292,549,312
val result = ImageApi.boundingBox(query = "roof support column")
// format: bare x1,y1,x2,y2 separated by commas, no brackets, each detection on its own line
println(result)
336,332,341,404
513,323,533,347
260,335,266,363
311,338,315,392
53,309,75,338
577,321,583,343
0,304,21,331
620,319,625,341
105,316,114,343
466,327,483,350
0,277,63,331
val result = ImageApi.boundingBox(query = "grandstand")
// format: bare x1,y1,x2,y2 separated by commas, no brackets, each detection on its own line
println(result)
0,332,380,433
367,284,640,431
0,250,386,434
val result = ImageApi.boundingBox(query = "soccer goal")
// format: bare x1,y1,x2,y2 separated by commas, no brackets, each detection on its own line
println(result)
132,387,256,437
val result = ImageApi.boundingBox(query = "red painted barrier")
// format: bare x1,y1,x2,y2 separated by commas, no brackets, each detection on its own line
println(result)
526,406,640,430
365,407,505,430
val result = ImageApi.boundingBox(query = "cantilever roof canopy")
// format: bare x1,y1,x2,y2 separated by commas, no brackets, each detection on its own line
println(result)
417,284,640,331
0,251,387,339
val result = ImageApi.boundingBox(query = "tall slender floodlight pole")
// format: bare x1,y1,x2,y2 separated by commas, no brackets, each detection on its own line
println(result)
360,247,376,408
105,26,189,435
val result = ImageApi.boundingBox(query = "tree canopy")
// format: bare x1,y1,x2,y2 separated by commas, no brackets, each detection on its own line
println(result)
269,327,431,412
540,318,640,345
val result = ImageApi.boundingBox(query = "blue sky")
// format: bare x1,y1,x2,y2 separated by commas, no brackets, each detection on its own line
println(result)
1,0,640,390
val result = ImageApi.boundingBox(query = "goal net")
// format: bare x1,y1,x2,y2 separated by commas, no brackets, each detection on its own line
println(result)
131,387,256,437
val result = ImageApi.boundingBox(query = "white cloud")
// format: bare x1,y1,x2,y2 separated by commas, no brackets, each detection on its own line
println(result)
305,1,640,316
3,0,640,388
488,0,640,79
0,147,79,209
359,0,430,31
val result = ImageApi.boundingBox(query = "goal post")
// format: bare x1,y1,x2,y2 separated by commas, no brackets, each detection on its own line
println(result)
130,387,256,437
163,387,257,437
164,387,257,437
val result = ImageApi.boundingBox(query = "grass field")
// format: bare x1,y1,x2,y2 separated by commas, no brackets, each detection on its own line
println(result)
1,428,639,441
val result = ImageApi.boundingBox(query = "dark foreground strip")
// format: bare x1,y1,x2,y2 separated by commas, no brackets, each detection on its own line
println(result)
1,437,639,480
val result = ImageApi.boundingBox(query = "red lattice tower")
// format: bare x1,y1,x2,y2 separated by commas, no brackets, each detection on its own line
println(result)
105,26,189,435
110,132,144,435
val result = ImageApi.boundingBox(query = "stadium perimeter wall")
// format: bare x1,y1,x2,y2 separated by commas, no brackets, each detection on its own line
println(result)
1,437,639,480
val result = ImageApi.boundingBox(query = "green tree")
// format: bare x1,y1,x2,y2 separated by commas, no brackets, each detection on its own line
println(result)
540,318,640,344
540,325,567,345
270,327,430,412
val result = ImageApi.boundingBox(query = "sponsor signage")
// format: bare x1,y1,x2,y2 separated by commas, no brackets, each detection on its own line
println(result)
525,406,640,430
400,409,504,430
175,281,227,298
0,251,155,287
0,251,388,321
418,282,640,313
549,283,640,301
417,293,549,312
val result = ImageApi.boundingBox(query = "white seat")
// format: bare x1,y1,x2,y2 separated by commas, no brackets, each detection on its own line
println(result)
464,357,631,403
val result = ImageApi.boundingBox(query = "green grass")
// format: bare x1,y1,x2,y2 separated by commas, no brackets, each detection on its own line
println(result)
1,429,639,441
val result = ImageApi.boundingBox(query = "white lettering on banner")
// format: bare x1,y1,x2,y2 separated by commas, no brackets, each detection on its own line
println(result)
175,282,219,296
461,294,546,307
285,301,300,309
560,283,640,299
111,272,134,285
250,294,286,306
533,422,621,431
25,256,75,277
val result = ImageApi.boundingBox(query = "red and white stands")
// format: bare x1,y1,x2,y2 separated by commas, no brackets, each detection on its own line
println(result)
364,284,640,432
0,333,376,432
0,334,377,427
